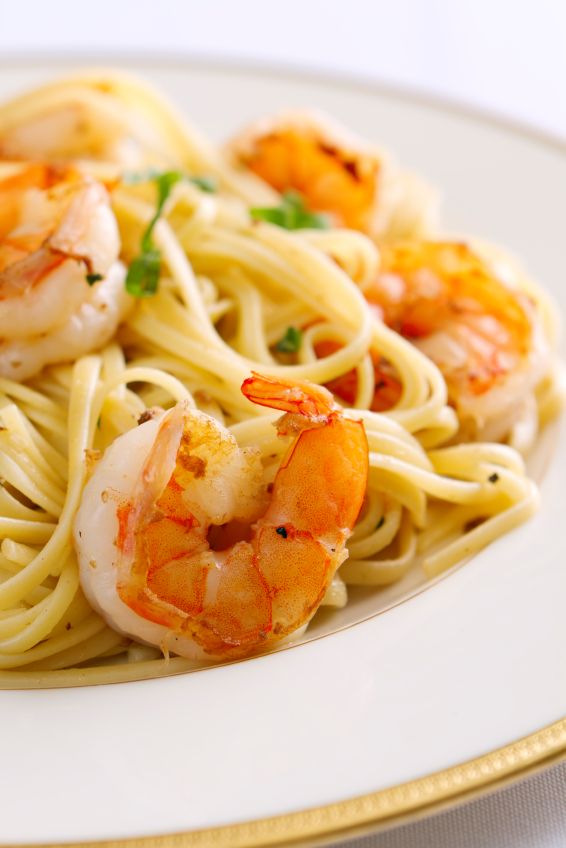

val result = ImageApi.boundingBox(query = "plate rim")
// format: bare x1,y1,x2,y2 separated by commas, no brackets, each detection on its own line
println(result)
0,54,565,847
17,720,566,848
1,49,565,152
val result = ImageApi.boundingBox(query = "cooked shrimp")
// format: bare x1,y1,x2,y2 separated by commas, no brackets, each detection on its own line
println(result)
0,162,130,379
0,85,168,168
0,101,125,162
74,374,368,660
365,241,550,441
229,110,436,239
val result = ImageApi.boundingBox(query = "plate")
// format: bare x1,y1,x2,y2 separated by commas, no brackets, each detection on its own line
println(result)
0,57,565,847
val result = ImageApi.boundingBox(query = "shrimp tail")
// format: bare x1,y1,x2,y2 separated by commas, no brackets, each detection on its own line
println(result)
242,371,338,420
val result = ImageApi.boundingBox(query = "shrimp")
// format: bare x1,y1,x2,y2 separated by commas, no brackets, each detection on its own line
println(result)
0,81,169,168
365,240,550,441
0,100,127,163
229,110,436,240
0,162,131,380
74,374,368,660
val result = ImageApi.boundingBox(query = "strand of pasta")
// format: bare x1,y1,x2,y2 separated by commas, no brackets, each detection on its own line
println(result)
341,512,416,585
0,656,196,689
0,357,99,611
300,229,380,289
423,481,539,578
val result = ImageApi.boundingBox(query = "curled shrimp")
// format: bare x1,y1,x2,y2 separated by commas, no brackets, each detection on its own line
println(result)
0,80,169,168
0,162,130,380
74,374,368,660
229,110,436,239
365,241,550,440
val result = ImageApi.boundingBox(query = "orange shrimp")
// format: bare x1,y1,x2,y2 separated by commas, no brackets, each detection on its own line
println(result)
74,374,369,660
0,162,72,272
366,241,549,439
230,110,437,240
0,161,129,380
231,112,381,233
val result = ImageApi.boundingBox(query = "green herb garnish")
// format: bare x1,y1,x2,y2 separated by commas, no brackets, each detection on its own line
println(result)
250,191,330,231
122,169,159,186
124,170,217,297
123,169,216,193
125,171,183,298
125,249,162,298
143,171,184,245
275,326,303,354
85,272,103,286
189,175,217,193
376,516,385,531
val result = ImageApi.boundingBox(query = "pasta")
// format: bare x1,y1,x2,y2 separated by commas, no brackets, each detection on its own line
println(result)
0,70,562,687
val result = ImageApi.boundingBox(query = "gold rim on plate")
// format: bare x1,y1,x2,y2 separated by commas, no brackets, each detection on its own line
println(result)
1,56,565,848
23,718,566,847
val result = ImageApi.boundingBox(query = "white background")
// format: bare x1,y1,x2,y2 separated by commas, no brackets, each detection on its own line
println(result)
1,0,566,140
0,2,565,846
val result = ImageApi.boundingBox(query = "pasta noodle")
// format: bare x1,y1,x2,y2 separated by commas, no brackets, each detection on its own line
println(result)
0,70,562,687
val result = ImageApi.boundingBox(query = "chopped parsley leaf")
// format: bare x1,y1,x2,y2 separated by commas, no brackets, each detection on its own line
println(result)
125,170,183,298
275,326,303,354
125,250,161,298
123,169,216,193
189,175,217,193
123,170,217,297
122,169,159,186
250,191,330,231
85,272,103,286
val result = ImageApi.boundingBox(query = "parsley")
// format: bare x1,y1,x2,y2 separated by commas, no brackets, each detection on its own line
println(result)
250,191,330,231
123,169,216,193
85,272,103,286
189,175,217,193
375,516,385,531
122,169,158,186
124,170,217,298
488,472,500,483
144,171,184,246
275,326,303,354
276,526,288,538
125,250,162,298
125,171,183,298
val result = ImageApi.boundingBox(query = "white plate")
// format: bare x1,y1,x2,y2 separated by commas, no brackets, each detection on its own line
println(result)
0,58,565,847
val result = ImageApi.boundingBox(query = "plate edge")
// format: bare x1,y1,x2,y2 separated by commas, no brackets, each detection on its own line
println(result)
14,717,566,848
0,50,565,152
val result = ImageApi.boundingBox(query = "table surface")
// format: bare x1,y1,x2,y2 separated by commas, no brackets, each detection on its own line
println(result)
0,2,565,846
